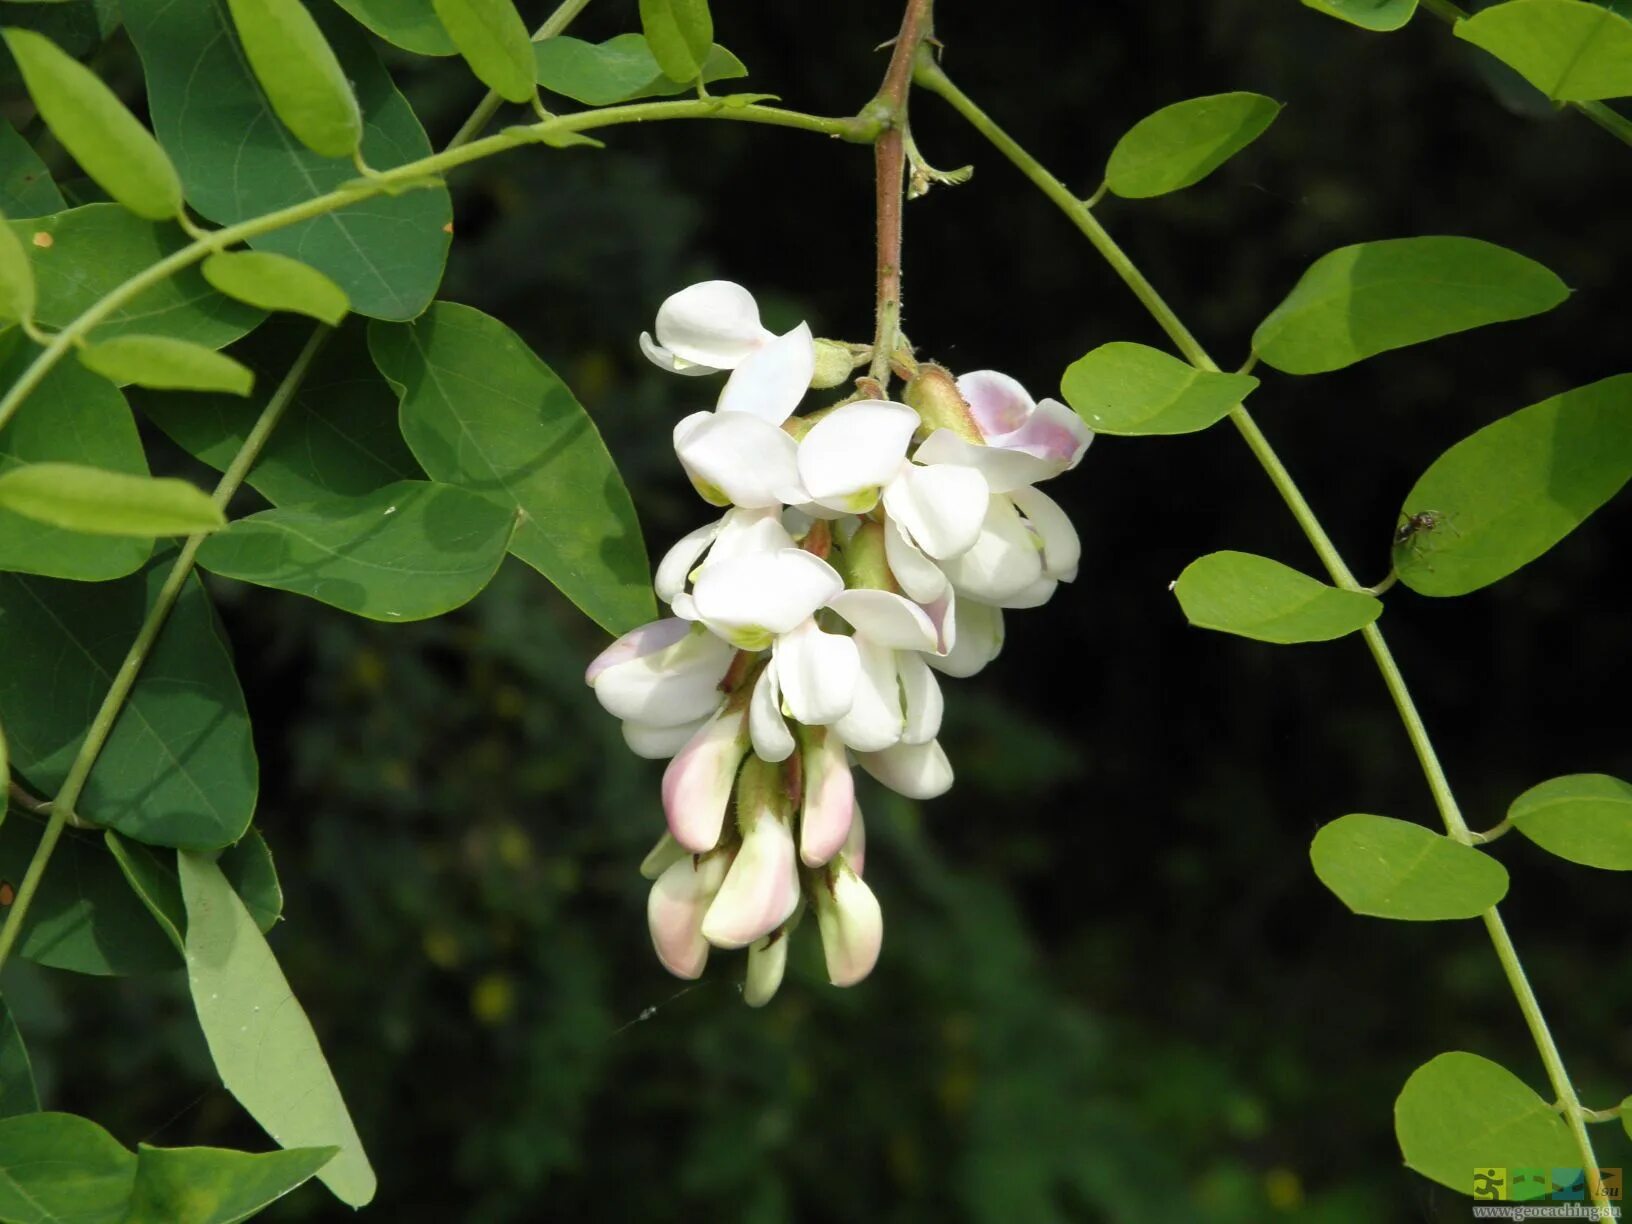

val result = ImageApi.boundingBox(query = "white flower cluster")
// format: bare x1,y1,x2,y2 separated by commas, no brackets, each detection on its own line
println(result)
586,280,1092,1005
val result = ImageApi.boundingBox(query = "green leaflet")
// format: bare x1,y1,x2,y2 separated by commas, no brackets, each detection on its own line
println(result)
79,334,255,394
0,995,39,1118
329,0,453,56
0,462,225,536
106,828,284,954
202,251,349,325
1507,773,1632,870
1173,550,1381,643
431,0,535,104
0,119,66,216
0,1112,137,1223
1456,0,1632,102
0,206,34,324
534,33,747,106
124,1144,338,1224
1300,0,1418,29
1104,92,1281,199
1059,342,1256,435
1310,813,1508,920
224,0,363,158
639,0,712,82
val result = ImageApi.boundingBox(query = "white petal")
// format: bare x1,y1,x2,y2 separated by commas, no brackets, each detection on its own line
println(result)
773,619,860,724
623,717,709,759
796,400,918,513
716,322,815,424
674,412,806,509
1010,485,1081,580
744,927,791,1007
585,617,692,684
655,520,724,607
927,598,1004,678
709,505,797,563
883,517,948,604
955,369,1034,438
881,462,989,560
833,638,904,753
814,860,882,987
858,739,954,800
842,802,867,877
589,625,735,725
939,495,1044,604
1000,576,1059,609
897,651,943,744
987,396,1094,472
913,428,1060,494
827,588,938,652
693,550,844,647
647,852,729,979
654,280,772,369
701,807,799,950
639,332,718,376
748,661,794,763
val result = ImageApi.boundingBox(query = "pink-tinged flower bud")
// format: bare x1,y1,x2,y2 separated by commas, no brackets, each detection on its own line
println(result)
744,923,793,1007
799,725,855,867
639,831,687,881
904,362,983,443
647,851,729,979
813,858,882,987
586,617,735,729
662,704,751,852
843,802,867,876
701,757,799,949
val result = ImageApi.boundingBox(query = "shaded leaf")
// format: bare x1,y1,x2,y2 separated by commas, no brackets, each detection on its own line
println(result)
202,250,349,325
330,0,453,55
1457,0,1632,101
125,1143,337,1224
1508,773,1632,869
225,0,362,158
0,206,35,324
79,334,254,394
0,462,224,536
1252,236,1568,374
0,119,65,215
1059,342,1256,435
1395,375,1632,596
1311,813,1507,920
533,33,747,106
106,828,281,959
639,0,711,82
0,1111,136,1223
180,851,375,1207
0,995,39,1118
1104,92,1281,199
1173,550,1381,643
369,303,655,635
432,0,535,104
1300,0,1418,29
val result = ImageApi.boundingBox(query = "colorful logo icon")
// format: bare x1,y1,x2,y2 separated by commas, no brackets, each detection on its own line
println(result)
1471,1167,1623,1202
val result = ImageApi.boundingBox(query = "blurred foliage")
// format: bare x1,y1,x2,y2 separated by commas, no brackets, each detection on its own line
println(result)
10,0,1632,1220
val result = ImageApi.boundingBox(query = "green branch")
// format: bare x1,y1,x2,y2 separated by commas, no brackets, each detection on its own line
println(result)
913,55,1613,1219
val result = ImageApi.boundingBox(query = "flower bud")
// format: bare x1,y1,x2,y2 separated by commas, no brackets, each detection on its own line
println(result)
647,851,730,979
858,738,953,799
662,703,752,852
744,923,793,1007
700,756,800,949
639,831,688,880
838,521,896,593
843,802,867,876
810,338,863,389
799,725,855,867
813,857,882,987
903,362,983,444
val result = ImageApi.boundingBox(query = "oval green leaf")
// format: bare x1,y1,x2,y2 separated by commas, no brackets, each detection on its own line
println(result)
1301,0,1418,29
638,0,712,82
1174,550,1381,643
6,205,265,347
1311,813,1507,920
1457,0,1632,102
534,33,747,106
197,480,514,621
431,0,535,104
0,119,66,216
225,0,362,158
80,334,254,395
1,28,182,221
1060,342,1257,435
369,303,655,635
1508,773,1632,869
202,251,348,324
0,207,35,324
1252,236,1568,375
124,0,451,321
1395,375,1632,596
0,1112,136,1223
126,1144,337,1224
0,995,39,1118
0,554,257,849
0,462,224,536
1396,1052,1578,1196
180,851,376,1207
331,0,453,55
107,828,283,956
1105,92,1282,199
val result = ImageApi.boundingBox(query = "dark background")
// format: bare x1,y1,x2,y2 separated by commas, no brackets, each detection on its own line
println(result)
10,1,1632,1220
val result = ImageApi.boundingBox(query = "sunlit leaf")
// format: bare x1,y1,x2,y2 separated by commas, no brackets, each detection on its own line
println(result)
432,0,535,104
79,334,255,395
0,207,35,324
107,828,283,956
330,0,453,55
1252,236,1568,374
1394,375,1632,596
125,1143,337,1224
0,462,223,536
1059,342,1256,435
639,0,711,83
1508,773,1632,869
1104,92,1281,199
1457,0,1632,101
1311,813,1507,920
1300,0,1418,29
0,995,39,1118
0,1111,136,1223
202,251,349,325
180,851,376,1207
1173,550,1381,643
534,33,747,105
225,0,362,158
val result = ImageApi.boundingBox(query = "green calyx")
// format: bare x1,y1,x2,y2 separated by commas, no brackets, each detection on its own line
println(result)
903,362,983,443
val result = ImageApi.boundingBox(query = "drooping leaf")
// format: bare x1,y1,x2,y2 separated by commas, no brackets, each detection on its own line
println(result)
1457,0,1632,101
0,27,182,220
124,0,452,320
1252,236,1568,374
0,1112,137,1223
0,995,39,1118
1395,1053,1578,1197
125,1143,337,1224
197,480,515,621
1300,0,1418,29
224,0,362,158
0,462,224,536
1394,375,1632,596
0,816,179,974
533,33,747,105
369,303,655,635
5,205,265,346
329,0,453,55
638,0,711,83
431,0,535,104
221,829,282,931
1173,550,1381,643
180,851,375,1207
0,335,153,581
1311,813,1507,920
0,207,35,324
0,119,65,215
79,334,255,395
1059,342,1256,435
137,320,421,507
106,828,282,956
1104,92,1282,199
0,553,257,849
1508,773,1632,869
202,251,349,325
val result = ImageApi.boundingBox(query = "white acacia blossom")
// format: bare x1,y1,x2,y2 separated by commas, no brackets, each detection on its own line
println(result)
588,279,1093,1005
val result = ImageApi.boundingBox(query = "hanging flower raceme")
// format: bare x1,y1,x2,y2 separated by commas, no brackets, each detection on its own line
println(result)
588,279,1094,1005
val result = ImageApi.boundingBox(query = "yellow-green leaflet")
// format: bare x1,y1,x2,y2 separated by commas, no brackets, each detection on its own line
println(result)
0,463,224,536
224,0,363,159
0,29,183,220
202,251,350,324
430,0,535,103
79,335,256,395
0,208,34,324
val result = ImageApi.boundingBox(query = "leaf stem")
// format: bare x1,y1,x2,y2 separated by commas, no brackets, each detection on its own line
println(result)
0,328,332,976
916,59,1613,1219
